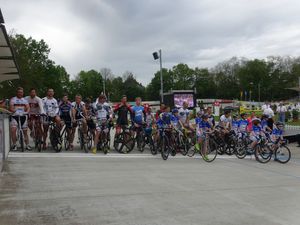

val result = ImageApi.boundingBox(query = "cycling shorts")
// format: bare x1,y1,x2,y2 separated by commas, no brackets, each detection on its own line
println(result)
10,116,28,129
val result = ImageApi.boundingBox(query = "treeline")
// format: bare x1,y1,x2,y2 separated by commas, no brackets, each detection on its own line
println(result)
1,34,300,102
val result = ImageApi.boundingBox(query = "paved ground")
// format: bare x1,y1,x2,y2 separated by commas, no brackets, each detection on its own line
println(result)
1,144,300,225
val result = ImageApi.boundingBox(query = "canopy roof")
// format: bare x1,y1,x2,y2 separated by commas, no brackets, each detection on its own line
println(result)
0,9,19,82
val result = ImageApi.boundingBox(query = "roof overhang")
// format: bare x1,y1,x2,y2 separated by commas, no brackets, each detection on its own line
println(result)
0,9,20,83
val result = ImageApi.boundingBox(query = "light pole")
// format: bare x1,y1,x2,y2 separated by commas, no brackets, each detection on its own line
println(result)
153,49,163,103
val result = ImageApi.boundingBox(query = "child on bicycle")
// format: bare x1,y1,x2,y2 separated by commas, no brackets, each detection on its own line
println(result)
271,121,284,143
238,113,249,139
171,108,183,130
196,114,211,160
231,114,240,135
249,118,263,150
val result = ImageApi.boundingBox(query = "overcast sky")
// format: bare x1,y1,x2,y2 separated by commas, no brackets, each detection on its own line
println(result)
2,0,300,84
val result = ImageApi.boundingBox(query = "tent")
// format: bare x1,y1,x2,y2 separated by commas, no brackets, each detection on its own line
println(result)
0,9,19,83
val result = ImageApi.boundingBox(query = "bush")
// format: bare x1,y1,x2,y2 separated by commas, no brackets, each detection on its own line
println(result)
292,109,299,121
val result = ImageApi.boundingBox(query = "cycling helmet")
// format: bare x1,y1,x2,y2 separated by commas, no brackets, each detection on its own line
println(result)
251,117,261,122
172,108,179,114
275,121,284,128
202,114,209,119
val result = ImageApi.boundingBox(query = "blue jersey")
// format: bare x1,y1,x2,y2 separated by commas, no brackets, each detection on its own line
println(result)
198,120,211,130
195,117,202,125
252,125,262,135
157,112,172,127
59,101,72,117
272,128,283,136
232,120,239,132
238,119,249,132
132,105,144,124
171,115,180,127
261,119,268,130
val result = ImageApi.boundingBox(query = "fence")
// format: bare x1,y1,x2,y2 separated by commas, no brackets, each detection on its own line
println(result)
0,113,10,171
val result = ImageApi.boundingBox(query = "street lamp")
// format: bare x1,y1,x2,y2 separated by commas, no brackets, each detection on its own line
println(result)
153,49,163,103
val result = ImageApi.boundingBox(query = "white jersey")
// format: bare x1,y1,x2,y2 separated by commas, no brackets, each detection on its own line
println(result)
178,108,190,123
93,101,111,120
219,115,232,129
42,97,59,117
10,97,28,116
25,96,45,115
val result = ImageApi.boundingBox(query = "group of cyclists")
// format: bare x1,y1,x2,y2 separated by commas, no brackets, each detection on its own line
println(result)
8,86,289,163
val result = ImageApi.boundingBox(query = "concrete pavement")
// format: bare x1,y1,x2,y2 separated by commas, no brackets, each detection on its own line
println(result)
1,145,300,225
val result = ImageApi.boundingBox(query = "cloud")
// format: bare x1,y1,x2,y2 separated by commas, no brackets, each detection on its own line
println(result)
2,0,300,85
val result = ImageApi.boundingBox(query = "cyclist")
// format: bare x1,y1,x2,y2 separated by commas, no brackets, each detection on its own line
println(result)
206,106,215,128
231,114,240,135
178,101,190,129
92,94,112,154
238,113,249,138
9,87,31,151
59,94,74,150
249,118,263,150
25,88,45,139
131,97,146,134
271,121,284,143
85,98,96,139
114,95,132,135
219,110,232,144
72,94,88,143
155,103,165,120
155,106,172,143
171,108,183,130
144,106,155,138
42,88,60,150
196,114,211,160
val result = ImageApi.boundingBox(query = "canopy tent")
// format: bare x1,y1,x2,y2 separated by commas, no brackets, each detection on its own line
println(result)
0,9,19,82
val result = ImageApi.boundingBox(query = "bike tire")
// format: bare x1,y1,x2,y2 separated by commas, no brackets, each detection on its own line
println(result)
255,144,272,163
201,139,218,162
161,136,170,160
275,145,291,164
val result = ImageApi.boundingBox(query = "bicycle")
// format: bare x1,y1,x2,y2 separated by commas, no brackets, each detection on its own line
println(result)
11,114,27,152
114,125,135,154
96,119,111,154
30,114,44,152
75,118,88,153
253,135,273,163
187,130,218,162
47,116,62,152
157,126,175,160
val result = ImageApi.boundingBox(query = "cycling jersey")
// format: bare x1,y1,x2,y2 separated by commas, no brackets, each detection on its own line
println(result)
25,96,44,115
10,97,28,116
42,97,59,117
93,101,111,121
261,119,269,132
208,114,215,127
72,101,85,118
252,125,262,136
238,119,248,133
114,103,131,125
197,120,211,138
157,112,172,127
131,105,145,124
178,108,189,123
145,113,154,127
272,128,283,136
219,115,232,129
195,117,202,126
171,115,180,128
59,101,72,117
232,120,239,133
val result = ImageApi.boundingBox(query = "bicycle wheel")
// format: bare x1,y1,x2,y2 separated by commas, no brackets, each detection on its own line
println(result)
161,136,170,160
87,130,93,150
79,130,88,153
19,130,24,152
255,144,272,163
50,129,62,152
187,146,196,157
201,139,218,162
235,140,246,159
147,134,157,155
136,132,144,152
64,132,70,151
275,145,291,164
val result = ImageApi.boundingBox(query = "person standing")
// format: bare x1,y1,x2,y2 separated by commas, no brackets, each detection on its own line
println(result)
9,87,31,150
277,102,287,123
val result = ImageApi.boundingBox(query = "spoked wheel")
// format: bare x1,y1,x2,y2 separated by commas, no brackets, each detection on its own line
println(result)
64,132,70,151
136,132,145,152
114,132,135,154
87,130,93,150
148,135,157,155
275,145,291,164
235,140,246,159
201,139,218,162
179,135,188,156
161,136,170,160
255,144,272,163
50,130,62,152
